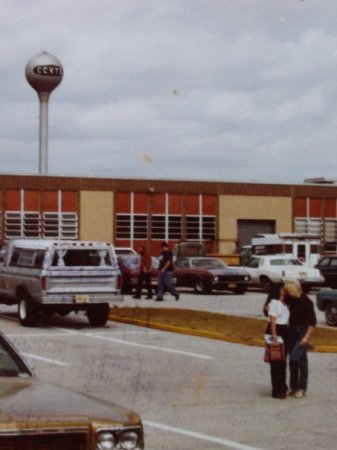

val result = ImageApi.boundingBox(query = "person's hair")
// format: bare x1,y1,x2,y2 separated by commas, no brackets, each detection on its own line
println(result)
283,280,302,298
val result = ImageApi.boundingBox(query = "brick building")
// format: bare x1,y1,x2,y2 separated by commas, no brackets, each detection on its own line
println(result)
1,174,337,257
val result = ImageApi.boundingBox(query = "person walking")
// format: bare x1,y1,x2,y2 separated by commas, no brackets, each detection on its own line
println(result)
264,285,290,399
133,245,153,299
283,280,316,399
156,242,179,301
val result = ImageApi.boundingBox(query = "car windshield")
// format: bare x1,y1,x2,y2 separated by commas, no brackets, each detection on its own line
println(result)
191,258,227,269
270,258,303,266
120,255,141,269
0,337,31,378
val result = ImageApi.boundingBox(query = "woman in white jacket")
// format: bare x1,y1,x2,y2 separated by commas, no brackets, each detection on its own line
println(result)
265,285,290,399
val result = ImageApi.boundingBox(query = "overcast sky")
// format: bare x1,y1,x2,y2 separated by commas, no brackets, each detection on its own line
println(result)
1,0,337,184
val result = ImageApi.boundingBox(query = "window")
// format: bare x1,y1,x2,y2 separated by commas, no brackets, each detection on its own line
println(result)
152,215,165,240
43,212,78,239
52,249,111,267
151,215,182,240
116,215,131,239
9,250,45,268
186,216,216,240
134,215,148,239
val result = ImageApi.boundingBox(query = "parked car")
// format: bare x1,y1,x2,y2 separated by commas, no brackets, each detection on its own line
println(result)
316,289,337,326
315,255,337,288
0,331,144,449
242,255,325,292
174,256,250,294
118,254,159,294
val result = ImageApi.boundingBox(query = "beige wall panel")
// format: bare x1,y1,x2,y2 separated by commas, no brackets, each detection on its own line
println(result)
219,195,292,254
80,191,114,242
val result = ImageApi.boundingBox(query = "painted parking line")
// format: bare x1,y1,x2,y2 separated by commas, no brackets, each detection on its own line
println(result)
84,332,214,360
7,329,214,360
22,352,69,367
144,420,266,450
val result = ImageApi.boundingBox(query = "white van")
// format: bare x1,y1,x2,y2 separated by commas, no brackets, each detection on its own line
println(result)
0,239,122,327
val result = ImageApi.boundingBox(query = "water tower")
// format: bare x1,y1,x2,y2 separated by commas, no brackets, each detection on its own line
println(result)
25,52,63,174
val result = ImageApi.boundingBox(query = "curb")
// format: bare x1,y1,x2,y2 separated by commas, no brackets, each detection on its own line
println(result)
109,313,337,353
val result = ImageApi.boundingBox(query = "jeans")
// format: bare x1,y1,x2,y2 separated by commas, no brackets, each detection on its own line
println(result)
289,326,309,391
156,271,178,300
135,271,152,298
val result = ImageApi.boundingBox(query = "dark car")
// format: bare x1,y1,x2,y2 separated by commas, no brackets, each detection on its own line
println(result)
315,256,337,288
316,289,337,326
174,256,250,294
0,332,144,449
118,255,159,294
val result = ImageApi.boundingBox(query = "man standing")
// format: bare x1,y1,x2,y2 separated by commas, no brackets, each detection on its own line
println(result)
133,245,153,299
156,242,179,301
283,280,316,399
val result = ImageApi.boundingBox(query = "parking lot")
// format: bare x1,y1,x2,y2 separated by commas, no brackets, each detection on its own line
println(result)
0,290,336,450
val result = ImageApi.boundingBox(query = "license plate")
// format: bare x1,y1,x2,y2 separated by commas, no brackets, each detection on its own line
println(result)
75,294,90,303
299,272,307,276
228,283,237,288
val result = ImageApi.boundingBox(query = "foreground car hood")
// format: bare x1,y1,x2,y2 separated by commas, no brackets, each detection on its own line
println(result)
0,378,140,427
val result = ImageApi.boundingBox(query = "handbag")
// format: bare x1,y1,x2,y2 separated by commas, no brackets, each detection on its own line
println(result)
264,342,286,363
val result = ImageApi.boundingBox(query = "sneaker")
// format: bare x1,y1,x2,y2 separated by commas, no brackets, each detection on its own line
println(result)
294,390,305,399
288,390,296,397
155,298,163,302
174,292,180,301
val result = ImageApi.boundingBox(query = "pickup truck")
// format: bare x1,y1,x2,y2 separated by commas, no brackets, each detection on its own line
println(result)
0,239,123,327
316,289,337,326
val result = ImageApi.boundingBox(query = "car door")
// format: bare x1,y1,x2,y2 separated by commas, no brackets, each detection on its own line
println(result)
244,257,261,284
175,258,193,287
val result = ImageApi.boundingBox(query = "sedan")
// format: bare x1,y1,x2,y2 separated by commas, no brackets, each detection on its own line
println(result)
174,256,250,294
0,331,144,449
242,255,325,292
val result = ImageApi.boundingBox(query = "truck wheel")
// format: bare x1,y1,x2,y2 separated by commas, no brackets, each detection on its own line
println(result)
325,304,337,327
87,304,110,327
18,298,37,327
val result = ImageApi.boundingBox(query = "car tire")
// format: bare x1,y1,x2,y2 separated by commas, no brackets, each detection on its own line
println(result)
194,279,211,294
260,276,273,293
325,303,337,327
18,297,37,327
234,284,247,295
87,304,110,327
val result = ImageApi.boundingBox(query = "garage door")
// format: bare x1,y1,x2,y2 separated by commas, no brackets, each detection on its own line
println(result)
237,220,275,247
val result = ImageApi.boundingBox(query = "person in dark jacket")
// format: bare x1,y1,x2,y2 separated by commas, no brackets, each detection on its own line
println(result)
133,245,153,299
156,242,179,301
283,280,316,399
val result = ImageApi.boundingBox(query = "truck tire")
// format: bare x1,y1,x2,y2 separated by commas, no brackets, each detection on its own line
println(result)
18,297,37,327
325,303,337,327
87,304,110,327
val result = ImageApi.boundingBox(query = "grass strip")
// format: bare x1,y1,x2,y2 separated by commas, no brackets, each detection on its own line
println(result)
109,306,337,352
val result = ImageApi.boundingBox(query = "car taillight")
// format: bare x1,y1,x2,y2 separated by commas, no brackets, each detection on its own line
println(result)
41,276,47,291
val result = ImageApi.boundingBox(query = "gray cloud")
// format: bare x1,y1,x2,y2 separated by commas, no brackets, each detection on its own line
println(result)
2,0,337,183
